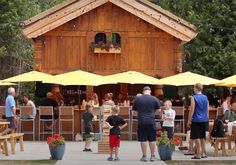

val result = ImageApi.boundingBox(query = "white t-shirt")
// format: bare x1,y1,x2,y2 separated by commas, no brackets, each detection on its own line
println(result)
222,101,229,114
27,100,37,118
162,109,176,127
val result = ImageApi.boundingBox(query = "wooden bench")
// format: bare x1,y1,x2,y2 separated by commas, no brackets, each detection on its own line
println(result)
0,136,9,156
211,136,229,157
4,133,24,154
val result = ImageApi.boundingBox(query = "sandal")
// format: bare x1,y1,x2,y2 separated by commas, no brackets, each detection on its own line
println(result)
191,156,201,159
201,155,208,158
184,153,194,156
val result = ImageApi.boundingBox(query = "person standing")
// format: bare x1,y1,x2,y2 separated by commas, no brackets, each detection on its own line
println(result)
83,104,94,152
0,87,18,135
187,83,209,159
105,106,127,161
132,86,161,162
162,100,176,139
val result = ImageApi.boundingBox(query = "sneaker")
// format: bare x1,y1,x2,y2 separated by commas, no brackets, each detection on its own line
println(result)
114,157,120,161
107,157,113,161
140,156,148,162
150,155,155,162
83,148,91,152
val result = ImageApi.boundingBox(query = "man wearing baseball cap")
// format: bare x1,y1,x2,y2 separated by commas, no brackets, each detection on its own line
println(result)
133,86,161,162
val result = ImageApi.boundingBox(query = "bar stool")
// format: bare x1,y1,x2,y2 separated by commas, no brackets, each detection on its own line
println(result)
38,106,54,141
59,106,74,140
119,106,131,140
130,110,138,140
173,106,185,133
19,106,35,141
0,106,6,121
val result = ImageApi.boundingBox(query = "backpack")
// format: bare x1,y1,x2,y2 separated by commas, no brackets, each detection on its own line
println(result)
211,119,225,137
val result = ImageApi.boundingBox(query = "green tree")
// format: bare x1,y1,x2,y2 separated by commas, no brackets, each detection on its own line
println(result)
0,0,63,103
153,0,236,79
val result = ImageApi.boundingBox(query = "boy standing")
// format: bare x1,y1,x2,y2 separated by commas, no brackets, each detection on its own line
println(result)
162,100,176,139
105,106,127,161
83,104,94,152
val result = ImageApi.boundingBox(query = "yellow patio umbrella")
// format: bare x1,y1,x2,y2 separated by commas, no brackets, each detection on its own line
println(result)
158,71,219,86
0,80,16,86
215,75,236,87
105,71,160,84
2,71,53,82
42,70,113,86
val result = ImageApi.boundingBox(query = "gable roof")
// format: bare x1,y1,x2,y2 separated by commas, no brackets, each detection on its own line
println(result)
22,0,197,42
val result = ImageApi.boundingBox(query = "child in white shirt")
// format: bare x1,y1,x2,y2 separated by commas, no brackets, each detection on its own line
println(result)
162,100,176,139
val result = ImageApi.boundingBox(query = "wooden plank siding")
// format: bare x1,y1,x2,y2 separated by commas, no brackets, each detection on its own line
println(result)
35,3,181,77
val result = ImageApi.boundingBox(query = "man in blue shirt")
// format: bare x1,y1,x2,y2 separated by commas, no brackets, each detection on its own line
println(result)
0,87,17,135
133,86,161,162
187,83,209,159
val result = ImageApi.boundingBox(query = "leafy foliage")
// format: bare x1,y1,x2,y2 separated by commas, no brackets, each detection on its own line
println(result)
0,0,63,104
157,131,180,147
152,0,236,80
47,134,65,148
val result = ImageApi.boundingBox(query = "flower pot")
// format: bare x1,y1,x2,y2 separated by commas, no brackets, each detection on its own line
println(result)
49,144,65,160
157,144,173,161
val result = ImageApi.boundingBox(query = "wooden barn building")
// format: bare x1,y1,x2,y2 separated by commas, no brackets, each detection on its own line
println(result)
22,0,197,104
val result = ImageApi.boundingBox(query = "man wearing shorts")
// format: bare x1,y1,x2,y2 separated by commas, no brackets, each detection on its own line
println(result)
133,86,161,162
187,83,209,159
0,87,17,135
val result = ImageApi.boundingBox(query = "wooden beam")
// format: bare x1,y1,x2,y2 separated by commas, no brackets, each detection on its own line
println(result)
130,0,197,38
137,0,197,31
24,0,78,26
22,0,197,42
109,0,196,41
44,31,87,37
23,0,109,38
23,0,97,36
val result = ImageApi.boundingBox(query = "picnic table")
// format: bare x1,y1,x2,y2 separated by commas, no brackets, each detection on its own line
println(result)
0,121,10,130
209,122,236,156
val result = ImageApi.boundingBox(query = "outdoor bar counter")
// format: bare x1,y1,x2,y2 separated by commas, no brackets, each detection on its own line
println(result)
9,106,221,141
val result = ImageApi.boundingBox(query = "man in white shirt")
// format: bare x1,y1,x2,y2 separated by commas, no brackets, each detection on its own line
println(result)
23,95,36,118
222,95,232,114
162,100,176,139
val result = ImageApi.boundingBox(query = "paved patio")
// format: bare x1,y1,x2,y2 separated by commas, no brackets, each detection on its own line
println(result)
0,141,236,165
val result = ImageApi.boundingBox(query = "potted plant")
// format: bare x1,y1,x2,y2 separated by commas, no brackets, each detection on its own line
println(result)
47,134,65,160
157,131,180,161
91,40,121,53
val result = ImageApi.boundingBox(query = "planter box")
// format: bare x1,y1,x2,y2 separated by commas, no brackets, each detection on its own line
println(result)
94,48,121,54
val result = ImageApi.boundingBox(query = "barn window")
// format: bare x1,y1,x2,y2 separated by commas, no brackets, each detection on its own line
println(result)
92,33,121,54
110,33,121,45
95,33,106,43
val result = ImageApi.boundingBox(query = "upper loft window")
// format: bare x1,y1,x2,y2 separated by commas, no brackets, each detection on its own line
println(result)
92,33,121,53
110,33,121,45
95,33,106,44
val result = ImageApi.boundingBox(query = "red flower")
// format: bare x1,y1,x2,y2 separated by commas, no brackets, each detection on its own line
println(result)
172,137,181,146
47,137,53,144
54,134,60,139
156,130,163,137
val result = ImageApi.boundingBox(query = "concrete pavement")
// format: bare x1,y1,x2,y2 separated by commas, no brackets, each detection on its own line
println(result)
0,141,236,164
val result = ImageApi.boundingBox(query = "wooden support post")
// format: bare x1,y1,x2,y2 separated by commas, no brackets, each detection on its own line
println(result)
19,136,24,152
3,140,9,156
10,136,15,154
